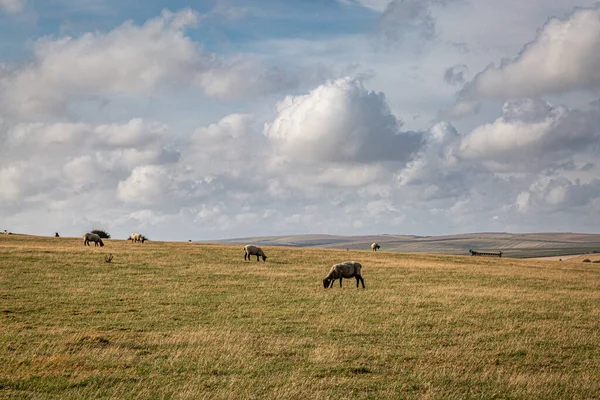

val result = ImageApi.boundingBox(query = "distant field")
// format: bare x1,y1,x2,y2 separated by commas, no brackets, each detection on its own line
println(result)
2,235,600,399
213,232,600,258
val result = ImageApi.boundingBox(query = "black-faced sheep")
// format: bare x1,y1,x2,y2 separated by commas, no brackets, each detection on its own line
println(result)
244,245,267,261
54,232,60,238
371,243,380,251
83,232,104,247
323,261,365,289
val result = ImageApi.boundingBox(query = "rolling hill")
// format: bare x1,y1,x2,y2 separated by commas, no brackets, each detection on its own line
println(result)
208,232,600,258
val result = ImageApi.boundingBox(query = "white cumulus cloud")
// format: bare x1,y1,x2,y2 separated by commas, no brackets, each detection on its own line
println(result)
458,98,600,172
2,9,200,117
265,77,422,164
466,5,600,99
0,8,303,118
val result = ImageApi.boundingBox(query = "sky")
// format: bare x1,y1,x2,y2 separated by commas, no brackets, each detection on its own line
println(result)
1,0,599,241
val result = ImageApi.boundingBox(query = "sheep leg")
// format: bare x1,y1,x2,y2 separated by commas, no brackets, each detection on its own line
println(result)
256,255,260,261
357,276,365,288
244,252,247,261
339,278,343,288
329,279,335,288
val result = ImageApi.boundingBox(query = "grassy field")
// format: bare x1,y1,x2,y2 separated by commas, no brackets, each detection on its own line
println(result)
2,235,600,399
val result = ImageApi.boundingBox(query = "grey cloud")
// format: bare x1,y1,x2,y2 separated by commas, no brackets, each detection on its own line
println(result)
195,61,298,100
582,162,595,171
0,0,24,13
458,98,600,172
397,121,491,202
443,64,468,85
519,176,600,211
376,0,437,45
438,100,480,120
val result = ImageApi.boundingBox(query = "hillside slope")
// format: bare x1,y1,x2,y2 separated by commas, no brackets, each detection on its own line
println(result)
210,232,600,258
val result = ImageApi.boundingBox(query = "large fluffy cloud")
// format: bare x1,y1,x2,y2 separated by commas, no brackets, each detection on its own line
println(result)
2,9,200,117
265,77,422,164
0,118,179,207
0,8,302,118
465,5,600,99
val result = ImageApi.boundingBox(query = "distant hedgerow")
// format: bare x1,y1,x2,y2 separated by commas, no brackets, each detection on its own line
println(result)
91,229,111,239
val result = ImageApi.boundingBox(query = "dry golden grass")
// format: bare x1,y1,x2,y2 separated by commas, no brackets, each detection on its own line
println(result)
1,234,600,399
531,253,600,262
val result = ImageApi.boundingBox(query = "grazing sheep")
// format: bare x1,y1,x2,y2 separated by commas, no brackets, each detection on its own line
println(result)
244,245,267,262
371,243,380,251
83,232,104,247
323,261,365,289
130,233,145,244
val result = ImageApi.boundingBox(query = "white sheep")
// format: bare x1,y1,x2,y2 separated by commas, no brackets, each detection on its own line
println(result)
83,232,104,247
244,245,267,262
371,243,380,251
323,261,365,288
129,233,145,243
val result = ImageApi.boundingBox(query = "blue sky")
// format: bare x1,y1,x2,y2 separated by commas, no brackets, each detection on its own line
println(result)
1,0,600,240
0,1,378,57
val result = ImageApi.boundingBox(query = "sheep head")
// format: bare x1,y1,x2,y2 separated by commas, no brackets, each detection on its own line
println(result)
323,278,331,288
262,255,267,261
